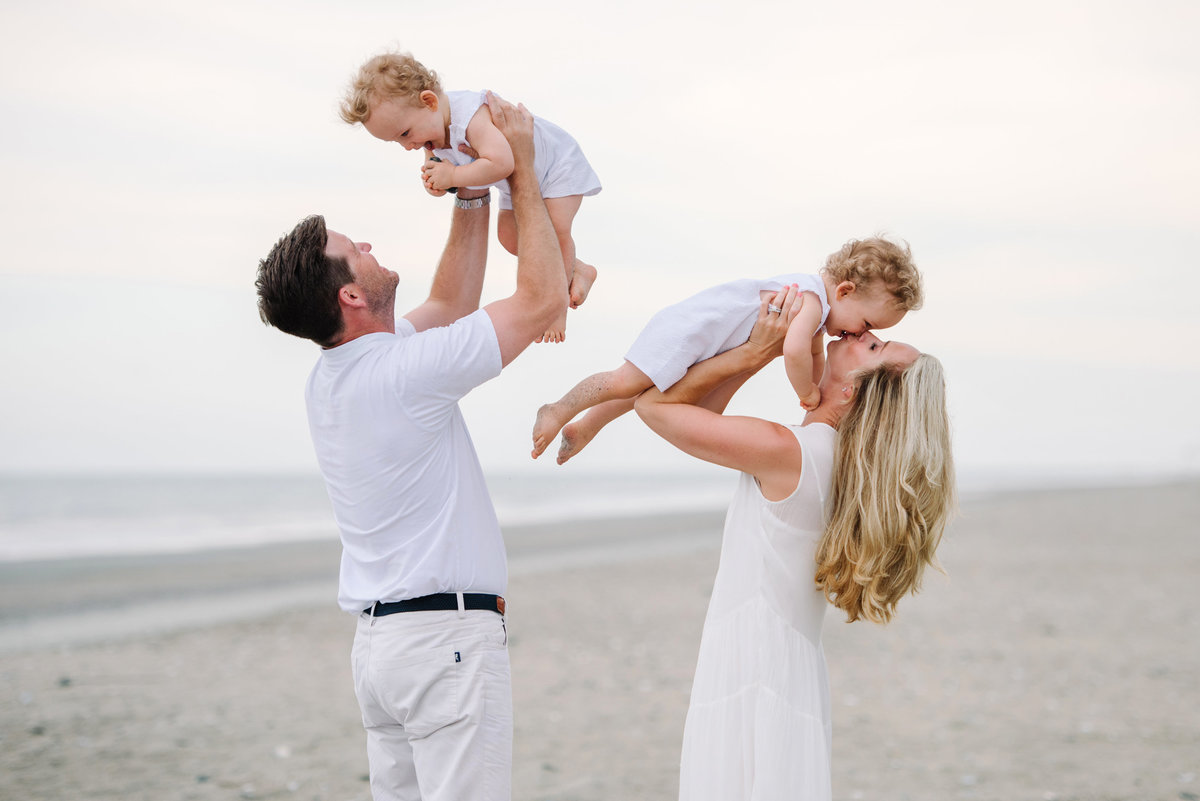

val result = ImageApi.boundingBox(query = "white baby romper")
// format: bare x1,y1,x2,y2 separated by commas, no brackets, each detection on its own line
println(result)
431,90,601,210
625,273,829,392
678,422,836,801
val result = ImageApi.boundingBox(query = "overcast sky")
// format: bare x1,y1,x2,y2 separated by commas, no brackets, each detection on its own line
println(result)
1,0,1196,484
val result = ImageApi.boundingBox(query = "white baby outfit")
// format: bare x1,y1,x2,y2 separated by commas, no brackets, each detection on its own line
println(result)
625,273,829,392
679,423,836,801
431,90,601,210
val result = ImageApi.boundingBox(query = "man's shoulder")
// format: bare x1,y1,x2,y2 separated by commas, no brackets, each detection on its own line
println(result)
308,311,499,393
400,307,497,341
395,309,501,376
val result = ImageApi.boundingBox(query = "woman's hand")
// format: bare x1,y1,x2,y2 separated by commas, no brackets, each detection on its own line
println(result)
747,283,802,362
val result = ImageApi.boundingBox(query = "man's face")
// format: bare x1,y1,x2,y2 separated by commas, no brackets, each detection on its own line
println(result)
325,230,398,315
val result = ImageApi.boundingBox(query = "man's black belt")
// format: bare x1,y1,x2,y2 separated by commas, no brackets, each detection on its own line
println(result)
366,593,506,617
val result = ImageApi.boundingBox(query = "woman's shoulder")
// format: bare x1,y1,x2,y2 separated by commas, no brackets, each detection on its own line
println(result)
776,422,836,503
791,422,836,466
746,422,833,507
791,420,835,441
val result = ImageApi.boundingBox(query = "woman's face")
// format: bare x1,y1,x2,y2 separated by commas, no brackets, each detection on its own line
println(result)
824,331,919,384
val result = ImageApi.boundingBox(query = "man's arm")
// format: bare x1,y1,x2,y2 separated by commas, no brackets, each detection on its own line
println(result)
481,95,567,366
401,186,491,333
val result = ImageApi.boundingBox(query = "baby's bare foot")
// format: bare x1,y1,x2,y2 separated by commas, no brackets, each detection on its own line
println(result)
568,261,597,309
537,310,568,344
532,403,570,459
557,422,596,465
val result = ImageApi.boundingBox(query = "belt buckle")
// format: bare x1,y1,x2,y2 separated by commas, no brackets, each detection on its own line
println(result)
496,596,506,615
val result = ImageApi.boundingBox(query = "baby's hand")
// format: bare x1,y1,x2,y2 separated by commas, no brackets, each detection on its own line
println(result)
422,159,457,193
420,150,448,196
799,386,821,411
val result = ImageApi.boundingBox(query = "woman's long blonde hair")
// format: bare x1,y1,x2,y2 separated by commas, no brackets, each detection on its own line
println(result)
814,354,956,624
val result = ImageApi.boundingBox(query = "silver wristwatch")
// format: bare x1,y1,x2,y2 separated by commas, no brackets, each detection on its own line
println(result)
454,193,491,210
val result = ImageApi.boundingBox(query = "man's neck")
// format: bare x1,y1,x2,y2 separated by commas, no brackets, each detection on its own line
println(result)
326,313,395,349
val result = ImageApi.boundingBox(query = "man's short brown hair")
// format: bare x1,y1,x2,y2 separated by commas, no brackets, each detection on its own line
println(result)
255,215,354,346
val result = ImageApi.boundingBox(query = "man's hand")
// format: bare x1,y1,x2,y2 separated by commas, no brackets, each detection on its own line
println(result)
485,92,534,167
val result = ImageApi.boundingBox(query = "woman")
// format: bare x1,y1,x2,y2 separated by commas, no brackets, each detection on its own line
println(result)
635,285,956,800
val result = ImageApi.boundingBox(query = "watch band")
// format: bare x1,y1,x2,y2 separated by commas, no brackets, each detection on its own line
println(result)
454,193,491,210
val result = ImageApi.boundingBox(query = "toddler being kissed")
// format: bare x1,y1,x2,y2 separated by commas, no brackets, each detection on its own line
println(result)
532,237,923,463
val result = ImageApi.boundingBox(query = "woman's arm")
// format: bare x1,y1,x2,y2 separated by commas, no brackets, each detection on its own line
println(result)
635,286,807,501
693,367,758,414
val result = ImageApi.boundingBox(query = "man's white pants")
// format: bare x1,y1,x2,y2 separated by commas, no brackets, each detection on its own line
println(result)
352,608,512,801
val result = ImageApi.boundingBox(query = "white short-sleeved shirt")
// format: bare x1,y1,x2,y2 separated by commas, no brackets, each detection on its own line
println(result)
305,309,505,613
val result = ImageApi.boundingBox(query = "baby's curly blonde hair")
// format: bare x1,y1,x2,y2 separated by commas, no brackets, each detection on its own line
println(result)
822,237,923,311
339,51,442,125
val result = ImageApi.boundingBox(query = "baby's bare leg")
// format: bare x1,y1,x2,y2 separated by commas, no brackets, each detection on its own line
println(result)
532,361,652,459
569,258,597,309
497,209,518,256
538,195,587,344
557,398,635,465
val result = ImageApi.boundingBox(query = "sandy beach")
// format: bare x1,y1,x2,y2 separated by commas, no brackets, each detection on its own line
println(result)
1,480,1197,800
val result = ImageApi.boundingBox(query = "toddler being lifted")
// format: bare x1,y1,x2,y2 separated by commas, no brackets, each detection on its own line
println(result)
340,51,602,343
532,237,923,463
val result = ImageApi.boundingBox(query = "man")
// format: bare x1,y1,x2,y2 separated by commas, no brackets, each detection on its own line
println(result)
255,96,565,801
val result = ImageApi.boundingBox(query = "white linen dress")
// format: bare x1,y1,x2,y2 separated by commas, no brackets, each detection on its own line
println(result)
679,422,836,801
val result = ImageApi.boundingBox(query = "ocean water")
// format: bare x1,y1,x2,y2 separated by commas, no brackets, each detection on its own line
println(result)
0,470,735,563
0,466,1175,564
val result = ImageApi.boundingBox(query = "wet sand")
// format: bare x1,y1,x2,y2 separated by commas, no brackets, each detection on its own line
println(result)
1,481,1197,800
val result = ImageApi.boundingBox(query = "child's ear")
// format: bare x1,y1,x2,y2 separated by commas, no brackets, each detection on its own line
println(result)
834,280,856,300
419,90,439,111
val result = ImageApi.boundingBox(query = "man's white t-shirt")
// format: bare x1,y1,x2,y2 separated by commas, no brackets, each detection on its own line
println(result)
305,309,505,613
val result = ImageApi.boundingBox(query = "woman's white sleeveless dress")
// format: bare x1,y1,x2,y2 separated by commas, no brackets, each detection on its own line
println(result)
679,422,836,801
